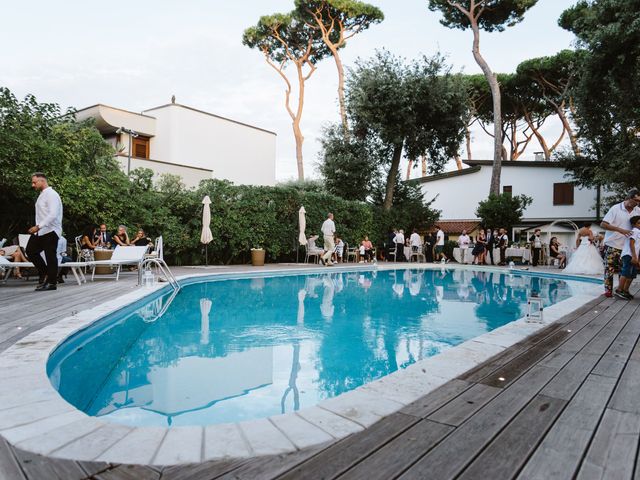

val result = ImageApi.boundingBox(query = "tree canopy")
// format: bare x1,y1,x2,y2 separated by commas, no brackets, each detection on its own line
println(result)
427,0,538,32
295,0,384,131
243,13,330,180
346,50,467,209
558,0,640,190
426,0,538,195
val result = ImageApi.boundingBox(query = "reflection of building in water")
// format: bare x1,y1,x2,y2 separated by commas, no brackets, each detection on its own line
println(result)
95,348,273,424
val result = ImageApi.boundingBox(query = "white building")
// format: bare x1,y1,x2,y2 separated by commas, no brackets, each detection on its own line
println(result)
75,102,277,188
416,160,604,242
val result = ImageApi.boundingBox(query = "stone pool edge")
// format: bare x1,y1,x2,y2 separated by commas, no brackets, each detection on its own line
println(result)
0,264,602,466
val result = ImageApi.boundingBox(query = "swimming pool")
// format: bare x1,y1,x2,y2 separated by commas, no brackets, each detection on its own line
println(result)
47,268,596,428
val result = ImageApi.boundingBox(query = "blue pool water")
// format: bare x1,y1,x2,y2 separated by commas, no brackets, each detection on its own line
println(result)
47,268,595,427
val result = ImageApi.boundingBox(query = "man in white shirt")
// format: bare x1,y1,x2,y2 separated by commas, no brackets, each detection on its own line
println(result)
320,213,336,266
498,228,509,266
601,188,640,297
409,229,422,261
25,173,63,291
458,229,471,264
394,229,405,261
435,226,448,262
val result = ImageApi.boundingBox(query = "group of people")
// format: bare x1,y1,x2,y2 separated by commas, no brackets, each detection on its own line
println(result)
78,224,153,260
1,172,155,291
457,228,511,266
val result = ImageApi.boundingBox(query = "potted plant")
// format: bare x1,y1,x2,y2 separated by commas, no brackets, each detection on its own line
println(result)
251,247,265,266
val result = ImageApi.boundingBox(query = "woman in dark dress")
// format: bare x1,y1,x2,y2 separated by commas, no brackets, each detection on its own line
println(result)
472,230,486,265
424,233,435,263
112,225,130,247
80,225,97,260
549,237,567,268
131,228,153,248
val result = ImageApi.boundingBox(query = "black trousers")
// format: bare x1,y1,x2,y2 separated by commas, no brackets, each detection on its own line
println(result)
499,246,507,265
395,242,405,261
26,231,59,284
486,245,494,265
532,247,541,266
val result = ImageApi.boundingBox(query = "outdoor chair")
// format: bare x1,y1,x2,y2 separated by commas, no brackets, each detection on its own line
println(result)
304,243,321,264
387,245,398,262
89,245,151,281
145,236,163,261
346,243,358,263
0,256,88,286
409,246,426,263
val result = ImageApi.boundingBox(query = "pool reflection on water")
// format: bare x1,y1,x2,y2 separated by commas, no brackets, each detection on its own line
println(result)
48,268,587,427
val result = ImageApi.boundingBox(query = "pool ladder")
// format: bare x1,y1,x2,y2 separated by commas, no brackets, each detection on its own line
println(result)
139,258,181,293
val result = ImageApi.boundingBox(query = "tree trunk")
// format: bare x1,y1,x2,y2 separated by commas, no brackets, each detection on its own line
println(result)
406,159,413,180
557,107,580,157
383,142,403,211
466,125,472,160
471,22,502,195
293,63,307,181
332,49,349,135
455,155,463,170
421,156,427,177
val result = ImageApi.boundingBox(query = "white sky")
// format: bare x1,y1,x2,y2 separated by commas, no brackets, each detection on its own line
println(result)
0,0,577,181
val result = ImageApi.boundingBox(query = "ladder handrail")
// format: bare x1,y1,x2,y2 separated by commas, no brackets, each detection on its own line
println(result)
139,258,181,292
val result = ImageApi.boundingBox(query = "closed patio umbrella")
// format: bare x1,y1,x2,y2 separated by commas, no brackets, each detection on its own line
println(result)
201,196,213,265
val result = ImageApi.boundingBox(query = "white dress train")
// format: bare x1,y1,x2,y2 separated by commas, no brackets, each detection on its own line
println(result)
563,236,604,275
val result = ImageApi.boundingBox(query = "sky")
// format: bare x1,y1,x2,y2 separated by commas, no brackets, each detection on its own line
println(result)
0,0,578,181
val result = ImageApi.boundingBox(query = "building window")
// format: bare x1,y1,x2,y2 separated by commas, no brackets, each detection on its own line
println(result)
554,182,574,205
132,136,150,159
503,185,512,196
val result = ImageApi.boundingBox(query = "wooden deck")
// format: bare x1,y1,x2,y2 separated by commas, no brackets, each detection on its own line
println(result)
0,267,638,479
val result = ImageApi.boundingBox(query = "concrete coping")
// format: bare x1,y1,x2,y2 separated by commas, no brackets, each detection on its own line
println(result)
0,264,602,466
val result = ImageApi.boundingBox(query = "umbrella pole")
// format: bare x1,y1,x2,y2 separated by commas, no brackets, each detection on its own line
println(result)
296,236,299,264
205,244,208,266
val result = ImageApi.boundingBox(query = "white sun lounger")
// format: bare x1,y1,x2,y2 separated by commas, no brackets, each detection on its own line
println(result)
89,246,149,281
0,256,88,286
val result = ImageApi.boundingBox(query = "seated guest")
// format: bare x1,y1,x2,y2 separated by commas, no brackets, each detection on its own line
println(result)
0,245,29,278
550,237,567,269
333,234,345,263
95,223,113,249
112,225,130,247
80,225,97,260
57,235,71,284
131,228,154,248
307,235,323,254
361,235,374,262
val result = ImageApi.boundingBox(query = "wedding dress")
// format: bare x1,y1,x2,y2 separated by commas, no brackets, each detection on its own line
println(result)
563,236,604,275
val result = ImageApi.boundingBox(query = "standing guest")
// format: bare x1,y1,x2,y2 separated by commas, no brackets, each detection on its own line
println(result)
112,225,130,247
458,229,471,264
472,230,486,265
616,215,640,299
424,231,435,263
498,228,509,266
601,189,640,297
529,228,543,267
26,172,63,291
410,229,422,261
361,235,374,262
320,213,336,266
80,225,97,260
484,229,495,265
334,234,345,263
394,229,406,262
95,223,112,248
131,228,154,248
435,226,448,263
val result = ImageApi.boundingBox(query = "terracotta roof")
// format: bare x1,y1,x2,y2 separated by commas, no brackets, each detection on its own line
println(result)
434,220,482,234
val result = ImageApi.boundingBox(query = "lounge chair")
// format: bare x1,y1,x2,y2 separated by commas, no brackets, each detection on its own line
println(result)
0,256,88,286
89,245,150,281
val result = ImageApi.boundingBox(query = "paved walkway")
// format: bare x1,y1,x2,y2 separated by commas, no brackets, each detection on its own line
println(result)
1,264,636,479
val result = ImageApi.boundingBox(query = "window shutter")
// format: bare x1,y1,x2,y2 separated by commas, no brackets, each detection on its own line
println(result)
553,183,574,205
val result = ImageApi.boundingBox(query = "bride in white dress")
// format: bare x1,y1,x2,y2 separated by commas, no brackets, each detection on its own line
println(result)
563,226,604,275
